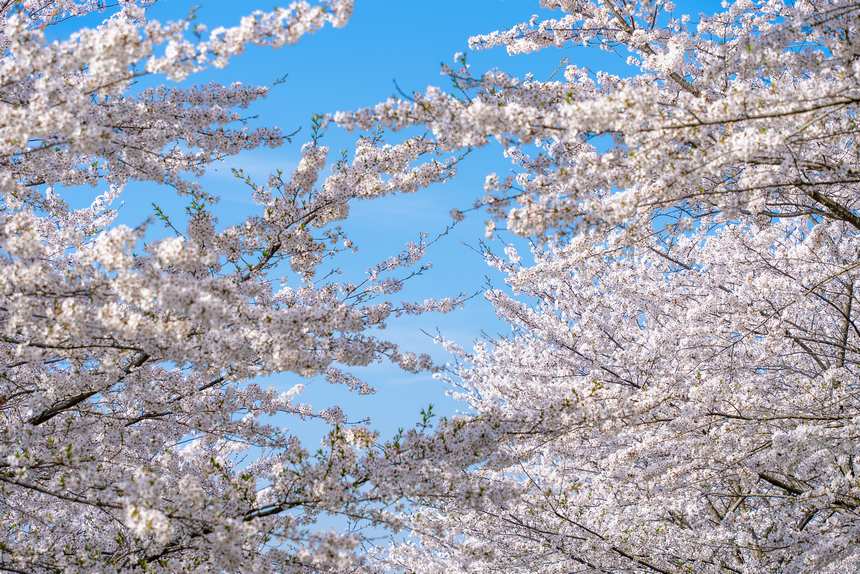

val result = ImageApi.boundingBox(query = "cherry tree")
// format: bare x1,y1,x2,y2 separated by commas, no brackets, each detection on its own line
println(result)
334,0,860,572
0,1,479,572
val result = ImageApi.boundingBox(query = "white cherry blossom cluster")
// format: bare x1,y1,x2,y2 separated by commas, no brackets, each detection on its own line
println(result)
0,1,477,572
335,0,860,240
331,1,860,572
388,217,860,573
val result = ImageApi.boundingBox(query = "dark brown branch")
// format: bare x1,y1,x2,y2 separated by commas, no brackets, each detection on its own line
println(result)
28,352,149,426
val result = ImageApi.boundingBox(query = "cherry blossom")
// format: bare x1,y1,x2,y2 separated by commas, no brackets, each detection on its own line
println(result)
332,1,860,572
0,1,476,572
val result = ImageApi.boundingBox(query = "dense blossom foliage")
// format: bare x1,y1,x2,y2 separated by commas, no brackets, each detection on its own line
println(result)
8,0,860,572
0,1,482,572
335,0,860,572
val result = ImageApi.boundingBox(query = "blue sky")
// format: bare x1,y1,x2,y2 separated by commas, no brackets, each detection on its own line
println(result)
51,0,721,442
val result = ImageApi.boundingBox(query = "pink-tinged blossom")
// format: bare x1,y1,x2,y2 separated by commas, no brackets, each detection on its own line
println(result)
331,1,860,572
0,1,482,572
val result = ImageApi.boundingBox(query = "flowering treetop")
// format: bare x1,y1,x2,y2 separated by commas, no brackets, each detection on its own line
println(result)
330,1,860,572
0,1,485,572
